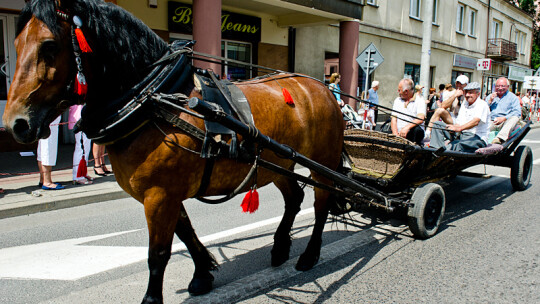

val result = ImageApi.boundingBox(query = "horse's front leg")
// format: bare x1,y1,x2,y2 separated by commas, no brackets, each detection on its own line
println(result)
174,203,218,296
141,191,182,304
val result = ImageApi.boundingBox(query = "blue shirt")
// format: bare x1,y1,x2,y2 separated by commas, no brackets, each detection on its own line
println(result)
367,88,379,106
329,83,341,102
489,91,521,120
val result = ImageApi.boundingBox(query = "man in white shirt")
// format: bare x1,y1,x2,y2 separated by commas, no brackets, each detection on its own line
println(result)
426,74,469,137
429,82,490,152
391,78,426,145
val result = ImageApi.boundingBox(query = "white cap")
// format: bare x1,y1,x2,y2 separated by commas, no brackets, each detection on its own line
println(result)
456,75,469,85
371,81,379,88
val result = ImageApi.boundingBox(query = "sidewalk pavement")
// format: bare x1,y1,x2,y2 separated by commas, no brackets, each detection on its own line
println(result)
0,144,128,220
0,120,538,220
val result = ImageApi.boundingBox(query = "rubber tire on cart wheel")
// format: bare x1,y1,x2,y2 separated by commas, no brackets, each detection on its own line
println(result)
407,183,446,239
510,145,533,191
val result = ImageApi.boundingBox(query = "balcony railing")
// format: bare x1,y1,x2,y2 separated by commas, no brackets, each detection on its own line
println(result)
487,38,517,61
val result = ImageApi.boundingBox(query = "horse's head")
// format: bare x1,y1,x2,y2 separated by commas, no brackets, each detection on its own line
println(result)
3,0,78,144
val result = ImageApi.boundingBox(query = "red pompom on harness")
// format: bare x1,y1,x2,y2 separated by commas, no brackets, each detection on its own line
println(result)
56,10,92,99
282,88,294,105
241,187,259,213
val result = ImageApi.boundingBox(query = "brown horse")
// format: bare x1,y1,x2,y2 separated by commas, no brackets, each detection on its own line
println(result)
3,1,343,303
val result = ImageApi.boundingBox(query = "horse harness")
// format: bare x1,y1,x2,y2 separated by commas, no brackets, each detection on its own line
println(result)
76,41,259,201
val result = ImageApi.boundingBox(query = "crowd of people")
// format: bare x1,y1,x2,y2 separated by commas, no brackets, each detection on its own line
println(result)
329,72,527,153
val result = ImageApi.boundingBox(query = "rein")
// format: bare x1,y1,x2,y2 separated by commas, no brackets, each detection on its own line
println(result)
189,51,444,132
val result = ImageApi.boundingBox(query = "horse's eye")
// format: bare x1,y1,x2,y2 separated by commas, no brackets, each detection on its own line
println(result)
40,40,59,59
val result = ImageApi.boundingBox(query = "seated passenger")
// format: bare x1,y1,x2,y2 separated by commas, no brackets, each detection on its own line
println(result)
486,77,522,144
426,75,469,137
429,82,490,152
391,78,426,145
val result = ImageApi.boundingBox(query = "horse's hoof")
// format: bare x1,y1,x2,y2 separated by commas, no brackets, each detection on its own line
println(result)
295,253,320,271
188,273,214,296
271,249,289,267
141,294,163,304
271,238,291,267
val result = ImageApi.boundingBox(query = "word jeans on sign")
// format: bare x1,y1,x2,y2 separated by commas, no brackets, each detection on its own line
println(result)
172,7,259,35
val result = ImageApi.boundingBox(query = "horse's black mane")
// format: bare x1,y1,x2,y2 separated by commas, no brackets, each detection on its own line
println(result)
18,0,169,100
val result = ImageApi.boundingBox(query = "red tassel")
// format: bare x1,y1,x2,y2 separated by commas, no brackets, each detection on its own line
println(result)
241,189,260,213
74,72,87,97
76,157,87,178
282,88,294,105
75,28,92,53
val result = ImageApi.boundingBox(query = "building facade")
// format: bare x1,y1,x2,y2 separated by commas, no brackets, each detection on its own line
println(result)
0,0,535,132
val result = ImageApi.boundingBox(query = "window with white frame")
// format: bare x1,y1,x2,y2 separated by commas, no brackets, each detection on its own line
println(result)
367,0,376,5
410,0,421,19
520,33,526,54
456,3,465,33
468,9,476,36
491,20,501,38
432,0,439,24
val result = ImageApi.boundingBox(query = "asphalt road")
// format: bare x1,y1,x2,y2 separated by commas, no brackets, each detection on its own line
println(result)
1,128,539,304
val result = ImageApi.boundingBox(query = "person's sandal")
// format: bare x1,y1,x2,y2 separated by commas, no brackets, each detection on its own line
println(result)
94,165,107,176
102,166,113,174
73,178,93,185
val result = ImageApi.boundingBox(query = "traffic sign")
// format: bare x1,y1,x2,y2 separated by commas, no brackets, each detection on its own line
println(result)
356,43,384,75
523,76,540,90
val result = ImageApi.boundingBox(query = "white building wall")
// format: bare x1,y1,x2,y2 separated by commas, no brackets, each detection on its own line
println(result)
294,0,533,109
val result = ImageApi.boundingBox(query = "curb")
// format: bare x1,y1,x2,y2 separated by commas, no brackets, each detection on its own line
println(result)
0,189,129,220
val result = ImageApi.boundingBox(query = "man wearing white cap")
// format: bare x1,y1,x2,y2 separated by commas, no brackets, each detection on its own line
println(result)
366,81,380,124
425,74,469,137
430,82,490,152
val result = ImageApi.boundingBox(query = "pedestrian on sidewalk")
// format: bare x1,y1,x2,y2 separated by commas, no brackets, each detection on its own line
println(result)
328,73,345,107
366,81,380,125
92,143,113,176
69,105,93,185
37,115,64,190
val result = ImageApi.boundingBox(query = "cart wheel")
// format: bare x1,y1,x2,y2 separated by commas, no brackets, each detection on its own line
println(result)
511,145,533,191
407,183,446,239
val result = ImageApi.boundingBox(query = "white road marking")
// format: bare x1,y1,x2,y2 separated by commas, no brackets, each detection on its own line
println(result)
0,230,144,280
521,139,540,144
534,158,540,165
0,209,314,281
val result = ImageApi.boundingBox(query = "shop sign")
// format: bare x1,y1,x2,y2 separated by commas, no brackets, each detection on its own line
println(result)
508,66,533,82
168,1,261,42
477,58,491,71
453,54,477,69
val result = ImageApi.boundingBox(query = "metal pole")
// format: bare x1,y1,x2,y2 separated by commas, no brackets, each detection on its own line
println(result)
363,50,371,129
420,0,434,99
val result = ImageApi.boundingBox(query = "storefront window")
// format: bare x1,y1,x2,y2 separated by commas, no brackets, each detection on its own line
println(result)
222,41,252,80
404,63,434,88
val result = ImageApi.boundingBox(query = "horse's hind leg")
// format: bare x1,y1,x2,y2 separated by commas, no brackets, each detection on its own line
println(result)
296,183,331,271
174,203,218,296
142,194,181,304
271,178,305,267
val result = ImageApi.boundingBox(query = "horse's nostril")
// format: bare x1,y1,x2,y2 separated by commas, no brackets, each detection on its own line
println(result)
13,118,31,136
